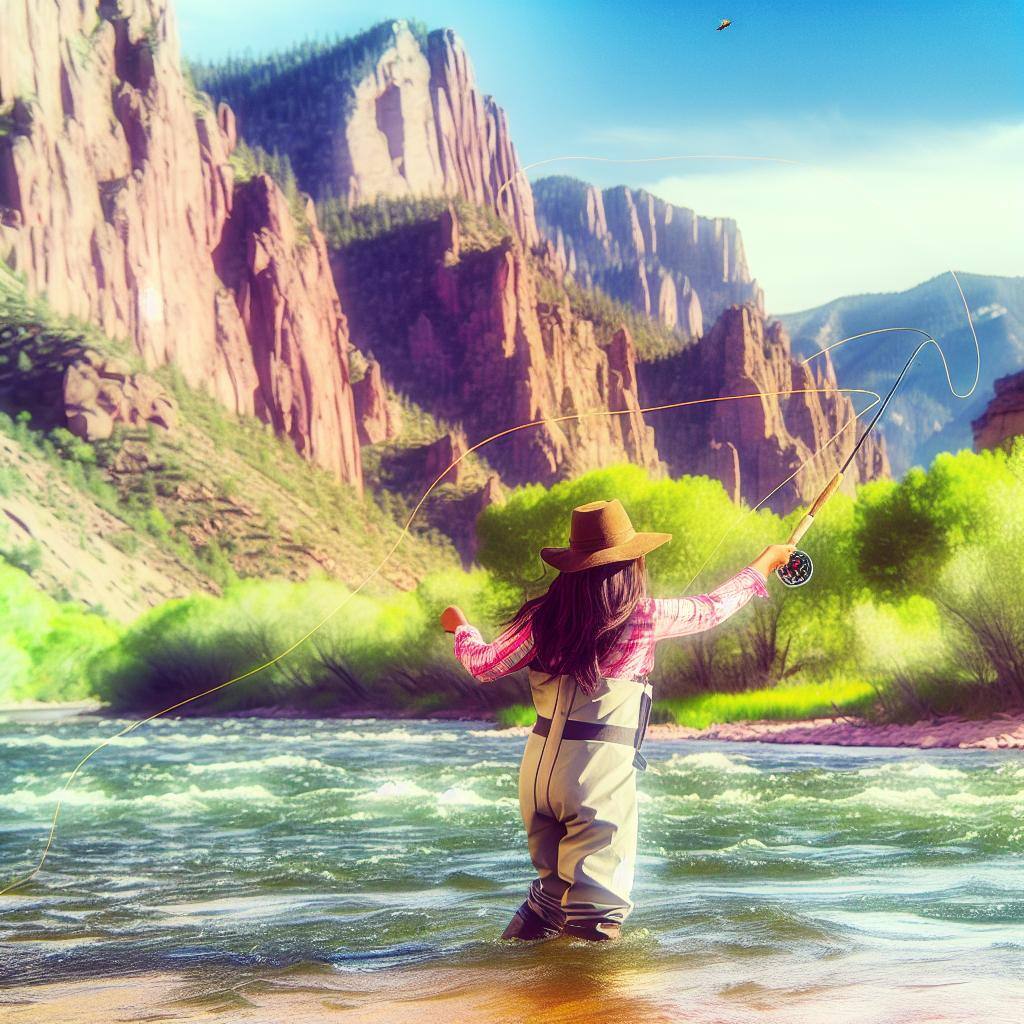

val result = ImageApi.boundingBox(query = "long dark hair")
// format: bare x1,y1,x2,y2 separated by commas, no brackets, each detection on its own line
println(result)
505,556,648,695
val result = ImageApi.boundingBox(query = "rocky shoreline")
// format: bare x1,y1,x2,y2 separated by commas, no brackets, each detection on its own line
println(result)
495,714,1024,750
431,708,1024,750
645,714,1024,750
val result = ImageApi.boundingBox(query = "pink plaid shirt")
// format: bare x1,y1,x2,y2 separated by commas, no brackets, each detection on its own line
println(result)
452,566,769,682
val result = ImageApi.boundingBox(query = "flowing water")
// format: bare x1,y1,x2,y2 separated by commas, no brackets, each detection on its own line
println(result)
1,714,1022,1023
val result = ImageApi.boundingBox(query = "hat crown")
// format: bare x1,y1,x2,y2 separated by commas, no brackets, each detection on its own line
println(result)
568,499,637,554
540,499,670,572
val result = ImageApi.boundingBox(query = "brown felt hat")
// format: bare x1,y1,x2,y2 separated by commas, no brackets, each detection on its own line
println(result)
540,499,672,573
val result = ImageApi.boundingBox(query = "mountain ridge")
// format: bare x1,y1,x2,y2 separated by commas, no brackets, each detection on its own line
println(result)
533,174,764,338
192,19,539,248
778,272,1024,473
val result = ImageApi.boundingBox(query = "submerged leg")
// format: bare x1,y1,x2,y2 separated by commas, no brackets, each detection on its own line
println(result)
520,810,568,933
501,806,567,939
558,798,639,941
500,897,563,941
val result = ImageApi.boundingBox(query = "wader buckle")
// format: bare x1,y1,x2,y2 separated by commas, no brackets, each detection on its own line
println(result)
632,682,653,773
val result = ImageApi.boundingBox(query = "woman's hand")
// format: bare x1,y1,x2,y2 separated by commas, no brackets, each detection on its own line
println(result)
750,543,798,578
440,605,469,633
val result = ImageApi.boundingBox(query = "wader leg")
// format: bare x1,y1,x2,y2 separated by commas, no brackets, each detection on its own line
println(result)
521,810,568,931
558,797,639,940
501,808,566,940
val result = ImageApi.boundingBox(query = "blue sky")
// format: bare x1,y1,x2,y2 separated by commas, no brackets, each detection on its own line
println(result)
175,1,1022,311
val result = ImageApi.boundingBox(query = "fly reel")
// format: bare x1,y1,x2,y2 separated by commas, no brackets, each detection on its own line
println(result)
775,549,813,587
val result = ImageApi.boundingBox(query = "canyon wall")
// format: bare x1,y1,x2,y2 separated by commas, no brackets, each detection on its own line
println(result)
1,1,891,529
972,370,1024,452
534,176,763,338
640,304,888,513
0,0,361,488
194,20,538,248
333,206,658,486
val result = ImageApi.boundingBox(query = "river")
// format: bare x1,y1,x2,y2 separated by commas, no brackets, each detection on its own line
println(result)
1,715,1022,1023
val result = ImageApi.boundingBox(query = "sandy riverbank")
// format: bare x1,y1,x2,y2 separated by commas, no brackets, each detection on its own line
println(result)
4,956,1021,1024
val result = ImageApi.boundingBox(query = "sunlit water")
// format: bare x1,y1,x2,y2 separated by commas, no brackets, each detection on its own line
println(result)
1,715,1022,1023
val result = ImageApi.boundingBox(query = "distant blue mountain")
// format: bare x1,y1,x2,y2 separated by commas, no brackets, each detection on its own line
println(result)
777,273,1024,475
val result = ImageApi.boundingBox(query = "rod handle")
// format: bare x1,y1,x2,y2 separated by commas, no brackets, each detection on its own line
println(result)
809,471,844,516
787,514,815,546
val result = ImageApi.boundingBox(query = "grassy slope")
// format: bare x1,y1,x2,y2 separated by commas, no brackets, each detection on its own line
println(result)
0,271,463,620
0,427,212,620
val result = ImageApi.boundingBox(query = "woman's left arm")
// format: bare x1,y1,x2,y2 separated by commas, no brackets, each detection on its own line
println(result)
442,606,535,683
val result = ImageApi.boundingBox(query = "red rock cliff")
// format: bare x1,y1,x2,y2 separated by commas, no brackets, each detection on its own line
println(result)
194,20,538,249
0,0,361,489
972,370,1024,452
425,27,537,248
333,207,658,485
214,175,361,483
640,304,889,513
534,177,763,337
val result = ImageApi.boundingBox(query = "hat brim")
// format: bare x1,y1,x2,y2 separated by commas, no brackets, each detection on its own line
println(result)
540,531,672,573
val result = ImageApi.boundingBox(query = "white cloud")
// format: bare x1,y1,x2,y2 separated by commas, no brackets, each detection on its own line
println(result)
634,121,1023,312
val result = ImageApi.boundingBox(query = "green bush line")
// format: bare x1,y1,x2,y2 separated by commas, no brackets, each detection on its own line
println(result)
493,681,876,731
5,444,1024,723
657,680,876,729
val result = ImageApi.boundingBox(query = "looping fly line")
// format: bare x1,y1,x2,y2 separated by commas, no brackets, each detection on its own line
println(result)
0,386,879,897
0,152,982,898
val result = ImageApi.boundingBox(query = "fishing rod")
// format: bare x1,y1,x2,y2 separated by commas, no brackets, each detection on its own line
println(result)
776,335,955,587
499,157,980,591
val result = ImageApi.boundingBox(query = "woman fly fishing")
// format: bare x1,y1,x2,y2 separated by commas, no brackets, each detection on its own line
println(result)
441,498,794,942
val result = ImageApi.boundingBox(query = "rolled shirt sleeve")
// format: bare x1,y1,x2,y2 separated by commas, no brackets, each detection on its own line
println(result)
452,619,535,683
648,566,769,641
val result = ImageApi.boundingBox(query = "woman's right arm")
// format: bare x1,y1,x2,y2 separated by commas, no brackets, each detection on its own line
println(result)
647,546,794,640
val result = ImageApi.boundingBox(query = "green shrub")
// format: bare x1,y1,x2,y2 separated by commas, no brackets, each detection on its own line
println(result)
48,427,97,465
90,569,519,713
658,679,876,729
3,540,43,576
144,506,171,539
853,446,1018,598
495,703,536,728
0,463,21,496
109,531,141,555
0,563,119,702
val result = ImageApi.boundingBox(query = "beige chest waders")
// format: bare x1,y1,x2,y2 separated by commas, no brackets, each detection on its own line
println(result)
517,666,653,937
